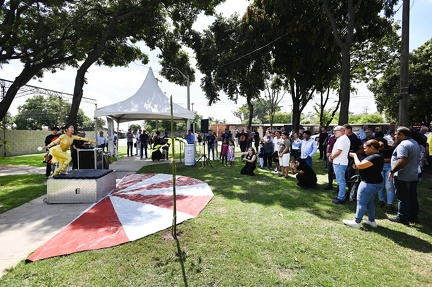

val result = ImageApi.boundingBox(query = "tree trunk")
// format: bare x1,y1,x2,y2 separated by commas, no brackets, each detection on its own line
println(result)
338,46,351,125
247,96,254,131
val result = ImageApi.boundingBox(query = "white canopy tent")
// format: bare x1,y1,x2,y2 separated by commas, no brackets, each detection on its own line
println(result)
94,67,194,122
94,67,194,155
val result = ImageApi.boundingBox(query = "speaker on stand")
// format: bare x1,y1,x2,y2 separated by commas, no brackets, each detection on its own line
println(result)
201,119,209,133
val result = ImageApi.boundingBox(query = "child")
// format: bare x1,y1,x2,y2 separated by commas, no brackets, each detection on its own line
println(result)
227,139,236,168
220,139,229,166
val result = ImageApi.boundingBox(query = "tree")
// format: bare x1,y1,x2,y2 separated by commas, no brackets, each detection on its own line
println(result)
68,0,226,125
195,12,269,131
370,39,432,126
250,0,341,132
0,1,80,122
13,95,91,130
323,0,398,124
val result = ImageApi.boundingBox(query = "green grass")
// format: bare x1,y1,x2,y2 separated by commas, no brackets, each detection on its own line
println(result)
1,156,431,286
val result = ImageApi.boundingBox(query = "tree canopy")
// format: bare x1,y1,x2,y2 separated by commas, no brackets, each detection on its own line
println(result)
369,39,432,126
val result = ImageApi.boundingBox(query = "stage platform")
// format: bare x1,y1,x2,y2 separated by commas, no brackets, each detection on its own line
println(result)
47,169,116,204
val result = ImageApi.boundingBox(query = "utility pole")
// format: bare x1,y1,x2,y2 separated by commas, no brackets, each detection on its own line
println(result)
398,0,410,127
1,82,6,156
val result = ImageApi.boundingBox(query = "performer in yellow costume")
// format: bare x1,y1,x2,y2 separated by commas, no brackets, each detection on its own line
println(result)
43,124,95,176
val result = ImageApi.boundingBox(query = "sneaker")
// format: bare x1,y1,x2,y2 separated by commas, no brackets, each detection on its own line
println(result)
332,198,345,204
343,219,360,228
363,220,377,228
274,168,278,172
386,204,394,212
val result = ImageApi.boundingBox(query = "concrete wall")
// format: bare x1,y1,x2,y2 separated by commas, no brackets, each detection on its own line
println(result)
0,130,96,156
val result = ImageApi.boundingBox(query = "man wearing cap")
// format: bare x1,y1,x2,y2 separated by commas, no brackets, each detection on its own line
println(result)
329,126,351,204
300,130,317,168
44,126,59,178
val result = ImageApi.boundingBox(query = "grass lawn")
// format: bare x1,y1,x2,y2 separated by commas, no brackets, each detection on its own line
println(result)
0,155,431,286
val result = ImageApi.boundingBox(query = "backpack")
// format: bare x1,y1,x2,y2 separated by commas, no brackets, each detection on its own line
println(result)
348,174,361,201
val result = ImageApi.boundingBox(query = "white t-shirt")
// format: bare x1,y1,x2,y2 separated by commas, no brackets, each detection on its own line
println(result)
273,137,284,152
332,134,350,165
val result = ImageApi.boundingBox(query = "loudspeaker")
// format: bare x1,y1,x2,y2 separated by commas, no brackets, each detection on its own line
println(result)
201,119,209,133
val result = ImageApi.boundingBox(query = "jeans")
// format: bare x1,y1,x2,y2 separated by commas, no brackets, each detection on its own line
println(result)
127,142,133,156
208,144,215,160
140,143,148,158
333,163,348,201
354,181,383,223
378,163,395,204
394,178,419,221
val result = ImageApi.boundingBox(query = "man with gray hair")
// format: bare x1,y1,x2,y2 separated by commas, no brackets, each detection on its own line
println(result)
329,125,351,204
389,127,420,225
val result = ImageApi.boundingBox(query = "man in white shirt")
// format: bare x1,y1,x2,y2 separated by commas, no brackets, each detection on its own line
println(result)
273,130,284,173
300,130,317,168
329,126,351,204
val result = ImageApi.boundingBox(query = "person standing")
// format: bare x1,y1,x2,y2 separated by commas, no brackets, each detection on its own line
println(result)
377,138,396,211
139,130,149,159
206,132,216,160
253,130,260,152
278,132,291,178
126,129,134,156
324,128,337,190
186,130,195,144
135,130,142,156
97,131,107,152
272,130,284,173
388,127,420,225
329,126,351,204
291,132,302,162
300,130,317,168
262,130,274,169
343,140,384,228
44,126,60,178
227,139,236,168
318,127,329,161
238,128,248,152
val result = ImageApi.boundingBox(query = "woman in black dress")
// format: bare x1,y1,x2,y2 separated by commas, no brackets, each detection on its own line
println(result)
292,158,317,188
240,147,257,176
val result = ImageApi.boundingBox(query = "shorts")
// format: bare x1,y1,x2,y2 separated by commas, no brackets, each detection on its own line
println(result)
279,153,290,167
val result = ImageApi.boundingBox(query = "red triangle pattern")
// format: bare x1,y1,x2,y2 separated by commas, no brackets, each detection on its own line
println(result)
27,197,129,262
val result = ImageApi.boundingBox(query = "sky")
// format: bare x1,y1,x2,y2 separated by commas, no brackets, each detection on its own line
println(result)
1,0,431,128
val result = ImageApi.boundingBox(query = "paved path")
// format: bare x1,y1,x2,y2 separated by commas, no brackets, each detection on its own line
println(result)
0,155,174,277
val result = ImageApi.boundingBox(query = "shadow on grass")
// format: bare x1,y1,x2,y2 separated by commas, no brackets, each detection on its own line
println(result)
375,225,432,253
138,159,432,237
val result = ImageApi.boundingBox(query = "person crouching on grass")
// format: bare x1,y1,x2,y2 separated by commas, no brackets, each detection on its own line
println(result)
290,158,317,189
240,147,257,176
343,140,384,228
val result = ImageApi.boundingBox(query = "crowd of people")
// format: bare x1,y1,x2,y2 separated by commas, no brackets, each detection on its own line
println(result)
192,124,430,229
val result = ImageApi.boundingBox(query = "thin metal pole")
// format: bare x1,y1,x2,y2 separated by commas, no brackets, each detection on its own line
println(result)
170,96,177,239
